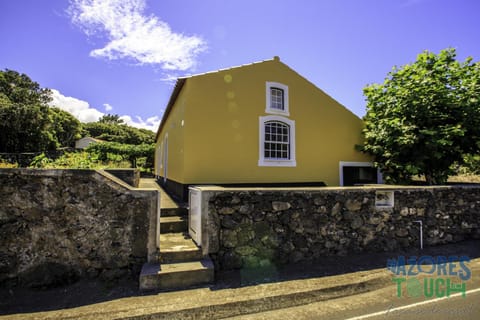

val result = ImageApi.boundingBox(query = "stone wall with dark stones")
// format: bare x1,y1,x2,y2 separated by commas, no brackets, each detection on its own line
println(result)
105,168,140,187
0,169,158,288
202,186,480,271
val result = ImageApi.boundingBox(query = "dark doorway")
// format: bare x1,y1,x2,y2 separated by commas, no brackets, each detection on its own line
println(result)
342,166,378,186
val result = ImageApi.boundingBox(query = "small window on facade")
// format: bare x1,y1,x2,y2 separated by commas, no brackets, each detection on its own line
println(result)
264,121,290,159
270,88,284,110
266,82,289,115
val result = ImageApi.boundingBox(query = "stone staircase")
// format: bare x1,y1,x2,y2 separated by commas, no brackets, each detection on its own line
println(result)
139,180,214,291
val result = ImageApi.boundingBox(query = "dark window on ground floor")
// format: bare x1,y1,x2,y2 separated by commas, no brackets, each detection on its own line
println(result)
342,166,378,186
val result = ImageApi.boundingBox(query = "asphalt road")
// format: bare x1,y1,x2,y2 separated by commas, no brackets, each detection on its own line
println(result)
228,259,480,320
228,286,480,320
2,241,479,319
346,289,480,320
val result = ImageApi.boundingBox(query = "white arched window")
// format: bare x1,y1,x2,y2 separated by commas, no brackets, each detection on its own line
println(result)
258,115,296,167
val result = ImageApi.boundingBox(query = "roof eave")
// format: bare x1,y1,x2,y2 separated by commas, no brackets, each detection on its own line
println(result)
154,57,279,142
155,78,187,142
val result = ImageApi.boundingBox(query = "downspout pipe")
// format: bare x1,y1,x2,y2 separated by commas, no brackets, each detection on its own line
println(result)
413,220,423,250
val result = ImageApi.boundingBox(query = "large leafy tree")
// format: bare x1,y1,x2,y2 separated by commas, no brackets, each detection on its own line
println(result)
0,69,51,106
0,70,56,152
0,99,56,152
362,48,480,185
49,107,83,148
0,69,82,152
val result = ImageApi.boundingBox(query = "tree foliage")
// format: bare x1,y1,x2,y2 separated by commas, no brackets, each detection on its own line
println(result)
29,151,131,169
86,141,154,169
81,120,155,170
0,69,51,106
98,113,124,124
83,120,155,145
0,69,82,152
362,48,480,185
0,101,55,152
49,107,83,148
0,68,154,171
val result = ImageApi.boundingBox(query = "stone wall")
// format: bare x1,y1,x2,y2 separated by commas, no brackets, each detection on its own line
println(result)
105,169,140,187
0,169,159,287
197,186,480,270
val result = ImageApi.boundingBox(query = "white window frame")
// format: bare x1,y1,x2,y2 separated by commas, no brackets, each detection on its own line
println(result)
266,82,289,116
339,161,383,186
258,115,296,167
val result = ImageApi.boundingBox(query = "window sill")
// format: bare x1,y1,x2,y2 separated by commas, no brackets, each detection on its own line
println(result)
265,108,290,116
258,159,297,167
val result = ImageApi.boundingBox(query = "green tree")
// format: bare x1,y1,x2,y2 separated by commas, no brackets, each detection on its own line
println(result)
86,141,154,169
362,48,480,185
98,113,124,125
0,102,56,152
0,69,83,152
49,107,83,148
0,69,51,106
83,121,155,144
0,70,56,152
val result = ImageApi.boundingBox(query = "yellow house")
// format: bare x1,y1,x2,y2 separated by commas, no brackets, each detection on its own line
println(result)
155,57,379,199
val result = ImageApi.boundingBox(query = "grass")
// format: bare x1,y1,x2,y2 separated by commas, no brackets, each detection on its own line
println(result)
447,174,480,183
412,174,480,184
0,160,18,168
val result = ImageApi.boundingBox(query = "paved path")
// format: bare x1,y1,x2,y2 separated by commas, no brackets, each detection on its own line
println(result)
138,178,180,209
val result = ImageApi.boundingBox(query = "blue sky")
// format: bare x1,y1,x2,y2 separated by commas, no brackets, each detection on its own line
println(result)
1,0,479,132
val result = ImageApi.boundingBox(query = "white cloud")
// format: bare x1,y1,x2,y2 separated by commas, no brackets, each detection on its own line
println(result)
49,89,104,123
120,115,161,132
158,73,180,84
50,89,160,132
67,0,207,71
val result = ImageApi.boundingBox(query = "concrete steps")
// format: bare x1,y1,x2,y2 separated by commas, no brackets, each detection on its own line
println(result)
160,216,188,233
140,231,213,291
159,232,203,263
138,185,214,291
139,258,214,291
161,207,188,217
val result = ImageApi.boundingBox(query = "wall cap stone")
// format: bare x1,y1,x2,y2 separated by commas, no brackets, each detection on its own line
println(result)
189,184,480,193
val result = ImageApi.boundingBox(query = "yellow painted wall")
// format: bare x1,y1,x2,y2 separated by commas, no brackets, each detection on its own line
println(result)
154,82,188,183
157,58,372,186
